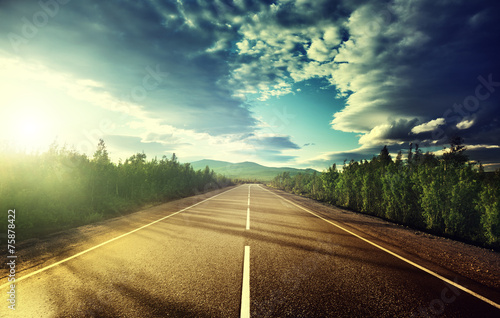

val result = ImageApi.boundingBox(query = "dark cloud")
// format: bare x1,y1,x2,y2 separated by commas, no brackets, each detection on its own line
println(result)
333,146,394,161
1,0,498,166
329,0,500,149
230,135,300,162
227,0,500,164
232,148,298,163
465,146,500,165
255,150,298,162
359,118,419,146
306,144,410,170
247,136,301,150
263,155,298,162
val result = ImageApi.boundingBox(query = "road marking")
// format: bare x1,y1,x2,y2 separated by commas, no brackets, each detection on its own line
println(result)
0,186,241,289
246,185,251,230
246,207,250,230
259,185,500,310
241,246,250,318
248,184,251,206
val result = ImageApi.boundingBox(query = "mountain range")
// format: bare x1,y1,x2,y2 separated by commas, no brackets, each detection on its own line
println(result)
190,159,318,182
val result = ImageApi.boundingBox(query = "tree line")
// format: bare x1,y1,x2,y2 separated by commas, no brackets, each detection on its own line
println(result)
0,139,232,240
270,138,500,249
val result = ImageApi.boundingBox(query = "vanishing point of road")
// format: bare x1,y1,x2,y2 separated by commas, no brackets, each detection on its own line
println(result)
1,184,499,317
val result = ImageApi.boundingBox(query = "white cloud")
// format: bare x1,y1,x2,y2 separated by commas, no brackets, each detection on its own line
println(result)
329,2,425,133
411,118,446,134
206,39,229,53
466,144,500,150
324,25,341,46
358,120,413,147
456,118,475,130
307,38,338,62
230,3,345,101
359,124,394,146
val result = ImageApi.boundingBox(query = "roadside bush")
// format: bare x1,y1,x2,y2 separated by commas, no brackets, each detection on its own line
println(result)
0,140,232,240
270,140,499,249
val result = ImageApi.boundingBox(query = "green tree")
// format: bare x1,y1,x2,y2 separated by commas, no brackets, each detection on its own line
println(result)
442,135,468,167
269,139,498,248
477,173,500,245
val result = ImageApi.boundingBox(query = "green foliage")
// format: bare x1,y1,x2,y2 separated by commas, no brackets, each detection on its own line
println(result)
0,140,233,240
476,173,500,245
270,142,500,249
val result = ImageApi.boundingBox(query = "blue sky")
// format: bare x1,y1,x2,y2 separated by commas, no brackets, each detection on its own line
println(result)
1,0,499,171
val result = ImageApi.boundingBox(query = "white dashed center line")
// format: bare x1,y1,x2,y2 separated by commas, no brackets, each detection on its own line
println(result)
246,185,251,230
240,245,250,318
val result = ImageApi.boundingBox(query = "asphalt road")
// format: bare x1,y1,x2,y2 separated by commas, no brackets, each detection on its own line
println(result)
1,184,499,317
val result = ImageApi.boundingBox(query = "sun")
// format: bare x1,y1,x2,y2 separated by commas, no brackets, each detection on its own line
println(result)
19,117,43,139
15,109,54,150
1,96,55,152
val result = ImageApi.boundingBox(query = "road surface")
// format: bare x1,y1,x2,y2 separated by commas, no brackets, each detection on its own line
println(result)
1,184,499,317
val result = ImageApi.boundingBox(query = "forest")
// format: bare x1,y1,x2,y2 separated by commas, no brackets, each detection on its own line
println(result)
0,139,232,240
270,138,500,249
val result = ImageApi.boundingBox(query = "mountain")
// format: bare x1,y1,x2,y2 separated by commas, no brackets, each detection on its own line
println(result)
190,159,318,182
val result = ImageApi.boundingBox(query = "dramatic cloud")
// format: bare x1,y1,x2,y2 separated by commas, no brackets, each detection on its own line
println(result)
359,119,418,147
1,0,498,169
246,4,497,133
333,0,500,154
0,0,258,136
227,0,500,166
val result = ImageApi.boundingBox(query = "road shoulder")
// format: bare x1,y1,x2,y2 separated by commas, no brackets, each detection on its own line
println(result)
0,186,238,282
263,186,500,293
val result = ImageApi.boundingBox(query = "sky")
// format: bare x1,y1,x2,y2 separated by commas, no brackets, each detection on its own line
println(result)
1,0,499,171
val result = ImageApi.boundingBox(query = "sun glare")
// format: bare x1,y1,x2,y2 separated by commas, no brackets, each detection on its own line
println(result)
19,117,42,138
1,96,56,153
10,112,50,151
